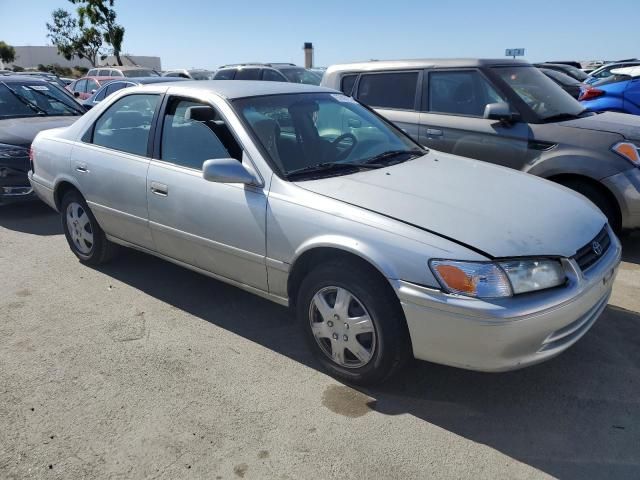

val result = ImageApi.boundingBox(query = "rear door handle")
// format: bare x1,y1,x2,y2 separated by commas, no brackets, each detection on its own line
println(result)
425,128,443,137
150,181,168,196
75,162,89,173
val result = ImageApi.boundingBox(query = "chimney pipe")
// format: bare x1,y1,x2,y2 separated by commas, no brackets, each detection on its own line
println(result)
303,42,314,69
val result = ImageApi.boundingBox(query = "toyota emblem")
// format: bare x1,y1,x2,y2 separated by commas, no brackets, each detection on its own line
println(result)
592,241,603,256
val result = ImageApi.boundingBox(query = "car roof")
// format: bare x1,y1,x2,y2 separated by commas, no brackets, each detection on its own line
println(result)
610,66,640,78
125,77,190,84
136,80,335,99
0,75,49,83
325,58,531,74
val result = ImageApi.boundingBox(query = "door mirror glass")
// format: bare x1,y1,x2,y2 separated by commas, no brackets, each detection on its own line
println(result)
202,158,256,184
483,102,512,122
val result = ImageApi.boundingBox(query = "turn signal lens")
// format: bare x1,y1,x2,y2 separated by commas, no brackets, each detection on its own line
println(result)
612,142,640,166
430,260,512,298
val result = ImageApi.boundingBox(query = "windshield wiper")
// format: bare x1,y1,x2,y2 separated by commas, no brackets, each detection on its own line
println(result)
541,111,588,123
23,86,84,115
360,148,426,165
286,161,384,180
0,81,48,116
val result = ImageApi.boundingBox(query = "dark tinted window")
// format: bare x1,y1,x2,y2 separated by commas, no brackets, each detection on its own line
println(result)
122,69,159,77
94,87,108,101
357,72,418,110
340,75,357,95
428,70,507,116
105,82,131,96
160,98,241,169
262,69,287,82
213,69,235,80
235,68,261,80
92,94,159,156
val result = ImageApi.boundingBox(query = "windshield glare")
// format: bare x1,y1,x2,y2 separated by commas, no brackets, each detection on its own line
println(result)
493,66,584,120
280,68,322,85
0,81,83,118
235,93,419,177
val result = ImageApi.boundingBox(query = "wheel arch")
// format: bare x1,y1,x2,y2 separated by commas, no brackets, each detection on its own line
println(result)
287,238,399,309
547,173,622,228
53,177,82,210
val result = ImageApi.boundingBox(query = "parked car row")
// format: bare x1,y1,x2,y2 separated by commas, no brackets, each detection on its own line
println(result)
2,56,636,384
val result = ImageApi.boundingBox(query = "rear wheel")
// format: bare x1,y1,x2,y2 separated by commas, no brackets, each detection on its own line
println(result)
61,190,117,265
558,179,621,233
297,259,411,385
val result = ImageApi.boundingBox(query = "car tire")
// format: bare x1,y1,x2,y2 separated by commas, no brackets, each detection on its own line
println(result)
60,190,117,265
297,259,411,385
559,179,621,233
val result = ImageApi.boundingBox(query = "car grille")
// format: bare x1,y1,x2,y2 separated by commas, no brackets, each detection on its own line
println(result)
572,226,611,271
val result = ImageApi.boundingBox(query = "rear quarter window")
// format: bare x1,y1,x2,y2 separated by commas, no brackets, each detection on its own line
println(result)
340,74,357,96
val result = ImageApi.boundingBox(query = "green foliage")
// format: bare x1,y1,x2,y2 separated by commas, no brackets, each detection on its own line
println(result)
0,41,16,64
11,65,24,72
37,63,76,77
46,8,103,67
71,0,125,66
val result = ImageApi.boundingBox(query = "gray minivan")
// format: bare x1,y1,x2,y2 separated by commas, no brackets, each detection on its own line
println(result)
322,59,640,232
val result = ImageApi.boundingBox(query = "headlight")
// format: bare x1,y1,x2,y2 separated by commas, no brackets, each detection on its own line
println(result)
0,143,29,160
429,259,566,298
612,142,640,166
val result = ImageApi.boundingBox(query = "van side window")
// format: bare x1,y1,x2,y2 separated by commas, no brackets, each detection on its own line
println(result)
159,98,242,170
92,94,160,156
428,70,507,117
340,75,357,96
356,72,418,110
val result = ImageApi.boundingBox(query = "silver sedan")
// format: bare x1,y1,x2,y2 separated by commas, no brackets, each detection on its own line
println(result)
29,81,621,384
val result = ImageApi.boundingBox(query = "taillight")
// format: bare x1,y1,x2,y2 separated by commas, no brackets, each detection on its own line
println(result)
29,146,35,173
579,87,604,101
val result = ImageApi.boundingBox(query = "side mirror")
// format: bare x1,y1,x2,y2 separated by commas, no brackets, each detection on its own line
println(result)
73,91,80,98
483,102,513,122
202,158,257,184
90,89,97,94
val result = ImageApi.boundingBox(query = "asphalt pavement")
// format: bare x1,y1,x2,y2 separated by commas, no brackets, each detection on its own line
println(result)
1,202,639,479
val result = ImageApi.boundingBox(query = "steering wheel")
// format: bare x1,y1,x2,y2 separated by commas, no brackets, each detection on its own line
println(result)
330,133,358,161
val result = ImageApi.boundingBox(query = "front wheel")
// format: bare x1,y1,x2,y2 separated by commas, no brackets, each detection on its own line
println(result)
559,179,621,233
60,190,117,265
297,260,411,385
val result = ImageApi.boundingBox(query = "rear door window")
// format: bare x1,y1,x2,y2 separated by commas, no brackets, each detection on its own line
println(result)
356,72,418,110
262,69,287,82
91,94,160,156
235,68,261,80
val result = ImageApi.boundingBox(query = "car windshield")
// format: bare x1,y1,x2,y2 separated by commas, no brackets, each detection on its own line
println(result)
0,81,84,118
122,69,160,77
493,66,585,121
234,92,422,179
189,70,215,80
280,68,322,85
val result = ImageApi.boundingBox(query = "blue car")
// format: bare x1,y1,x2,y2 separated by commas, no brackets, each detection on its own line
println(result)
580,66,640,115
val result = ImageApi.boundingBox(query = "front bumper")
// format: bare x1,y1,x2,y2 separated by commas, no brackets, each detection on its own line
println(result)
602,167,640,230
396,231,621,372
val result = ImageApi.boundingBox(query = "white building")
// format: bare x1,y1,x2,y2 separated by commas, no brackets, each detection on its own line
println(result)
3,46,161,71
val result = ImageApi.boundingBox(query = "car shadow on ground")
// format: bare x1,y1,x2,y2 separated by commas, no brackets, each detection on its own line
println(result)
621,232,640,264
96,248,640,480
0,201,61,236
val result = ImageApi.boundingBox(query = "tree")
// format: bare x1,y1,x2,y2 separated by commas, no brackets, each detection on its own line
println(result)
71,0,125,66
0,41,16,65
46,9,103,67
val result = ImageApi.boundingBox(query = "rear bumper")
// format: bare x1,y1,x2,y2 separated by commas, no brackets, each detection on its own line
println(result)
396,231,621,372
0,185,36,205
28,172,57,211
602,167,640,230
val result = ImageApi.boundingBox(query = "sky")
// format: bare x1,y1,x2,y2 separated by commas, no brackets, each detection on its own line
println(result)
0,0,637,70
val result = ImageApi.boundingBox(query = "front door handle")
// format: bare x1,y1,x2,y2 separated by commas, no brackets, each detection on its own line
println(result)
425,128,443,137
150,181,168,196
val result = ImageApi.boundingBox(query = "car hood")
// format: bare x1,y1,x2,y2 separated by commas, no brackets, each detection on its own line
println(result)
556,111,640,141
295,151,605,258
0,116,78,146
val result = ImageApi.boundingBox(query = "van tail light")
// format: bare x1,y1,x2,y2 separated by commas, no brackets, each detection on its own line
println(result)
29,146,35,173
579,87,604,101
